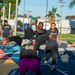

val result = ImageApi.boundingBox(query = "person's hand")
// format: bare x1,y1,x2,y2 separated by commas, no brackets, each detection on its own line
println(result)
29,22,32,26
67,44,71,48
58,41,61,46
49,34,55,40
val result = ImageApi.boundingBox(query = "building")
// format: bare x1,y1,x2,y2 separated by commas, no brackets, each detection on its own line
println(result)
7,17,72,34
70,21,75,33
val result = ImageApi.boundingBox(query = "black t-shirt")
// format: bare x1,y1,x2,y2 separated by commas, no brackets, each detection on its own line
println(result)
35,29,47,37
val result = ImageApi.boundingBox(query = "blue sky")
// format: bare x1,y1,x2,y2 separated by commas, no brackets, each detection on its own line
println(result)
18,0,75,19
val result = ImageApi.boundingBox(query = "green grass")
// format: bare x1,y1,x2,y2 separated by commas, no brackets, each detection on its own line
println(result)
17,32,75,42
59,34,75,42
60,34,75,38
17,32,24,37
60,39,75,42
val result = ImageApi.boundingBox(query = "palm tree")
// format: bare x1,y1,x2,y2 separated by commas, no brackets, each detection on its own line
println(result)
47,7,60,23
69,0,75,8
37,16,41,19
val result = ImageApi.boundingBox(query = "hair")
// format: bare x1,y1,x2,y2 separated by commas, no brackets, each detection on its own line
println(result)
38,22,43,26
4,20,8,23
50,22,57,30
24,28,35,39
51,22,56,26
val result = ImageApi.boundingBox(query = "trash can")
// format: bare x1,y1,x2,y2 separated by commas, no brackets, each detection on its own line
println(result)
23,23,29,31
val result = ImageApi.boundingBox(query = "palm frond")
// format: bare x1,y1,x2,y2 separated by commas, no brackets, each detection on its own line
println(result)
47,7,60,20
56,13,61,17
47,11,52,17
52,7,57,13
69,0,75,9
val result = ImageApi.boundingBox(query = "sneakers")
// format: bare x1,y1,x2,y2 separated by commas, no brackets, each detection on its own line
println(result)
51,65,56,71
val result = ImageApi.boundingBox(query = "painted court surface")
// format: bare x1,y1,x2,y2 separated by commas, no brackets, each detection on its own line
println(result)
0,42,75,75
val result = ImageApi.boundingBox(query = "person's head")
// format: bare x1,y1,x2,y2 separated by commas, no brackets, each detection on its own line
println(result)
50,22,56,30
4,20,8,25
38,22,43,30
24,28,35,39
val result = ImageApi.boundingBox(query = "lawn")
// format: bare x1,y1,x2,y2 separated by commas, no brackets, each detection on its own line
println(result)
59,34,75,42
17,32,24,37
17,32,75,42
59,34,75,38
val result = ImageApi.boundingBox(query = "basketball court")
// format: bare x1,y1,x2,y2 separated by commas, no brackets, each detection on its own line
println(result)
0,42,75,75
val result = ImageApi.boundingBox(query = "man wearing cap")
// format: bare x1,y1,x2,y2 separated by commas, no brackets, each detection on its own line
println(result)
1,20,12,38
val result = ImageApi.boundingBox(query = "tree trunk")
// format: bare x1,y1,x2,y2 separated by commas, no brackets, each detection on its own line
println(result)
48,17,55,23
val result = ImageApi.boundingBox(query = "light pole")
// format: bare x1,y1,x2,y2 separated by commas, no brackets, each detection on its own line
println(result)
26,11,32,23
45,0,48,29
58,0,66,34
14,0,18,35
23,0,25,32
8,3,11,20
2,6,5,25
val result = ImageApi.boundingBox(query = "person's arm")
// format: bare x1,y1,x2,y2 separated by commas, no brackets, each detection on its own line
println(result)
9,25,12,35
29,22,37,27
10,29,12,34
1,25,4,36
67,43,75,47
1,30,4,33
29,22,32,27
57,34,61,46
36,26,40,33
55,28,61,46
